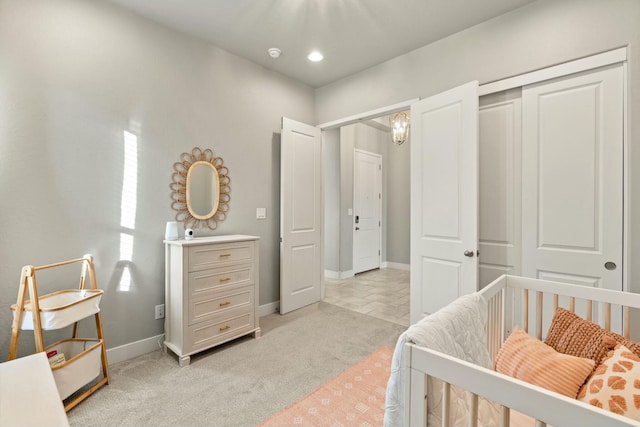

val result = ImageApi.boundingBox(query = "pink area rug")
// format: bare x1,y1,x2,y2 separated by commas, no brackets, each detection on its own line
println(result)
260,346,393,427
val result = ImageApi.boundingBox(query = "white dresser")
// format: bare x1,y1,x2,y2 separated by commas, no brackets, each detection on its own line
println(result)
163,235,261,366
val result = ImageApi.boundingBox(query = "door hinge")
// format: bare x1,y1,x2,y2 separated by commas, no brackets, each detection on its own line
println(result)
378,250,381,255
379,193,381,199
379,221,381,227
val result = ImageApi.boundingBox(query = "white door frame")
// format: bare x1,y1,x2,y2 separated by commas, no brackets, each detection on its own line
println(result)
315,46,629,302
318,98,418,290
352,148,382,274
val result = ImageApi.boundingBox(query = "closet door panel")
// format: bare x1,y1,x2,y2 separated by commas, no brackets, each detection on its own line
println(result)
478,91,522,288
522,65,623,298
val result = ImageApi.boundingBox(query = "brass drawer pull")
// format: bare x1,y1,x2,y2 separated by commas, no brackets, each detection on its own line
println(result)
219,277,231,283
219,325,230,332
219,301,231,307
219,253,231,258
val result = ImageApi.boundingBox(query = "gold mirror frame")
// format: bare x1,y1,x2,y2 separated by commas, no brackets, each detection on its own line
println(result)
170,147,230,229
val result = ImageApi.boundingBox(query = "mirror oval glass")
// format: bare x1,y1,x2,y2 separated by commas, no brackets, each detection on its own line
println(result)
186,161,219,219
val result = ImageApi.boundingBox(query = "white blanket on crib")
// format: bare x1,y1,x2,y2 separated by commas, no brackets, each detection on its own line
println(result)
383,292,501,427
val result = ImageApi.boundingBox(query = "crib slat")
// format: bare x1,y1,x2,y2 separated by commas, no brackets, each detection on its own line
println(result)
490,296,497,360
524,289,529,333
536,292,543,340
492,292,502,360
553,294,558,312
604,303,611,331
468,393,478,427
500,406,510,427
442,382,451,427
623,306,630,339
569,297,575,312
586,300,593,322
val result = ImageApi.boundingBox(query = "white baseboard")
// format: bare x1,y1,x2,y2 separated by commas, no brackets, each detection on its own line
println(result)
259,300,279,316
106,303,280,365
382,262,410,271
324,269,355,279
324,270,340,279
106,334,164,365
339,270,354,279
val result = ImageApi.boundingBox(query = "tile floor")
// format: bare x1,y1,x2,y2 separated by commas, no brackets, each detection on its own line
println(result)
323,268,410,327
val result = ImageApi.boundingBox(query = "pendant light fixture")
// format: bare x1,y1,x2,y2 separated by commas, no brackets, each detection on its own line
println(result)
390,111,410,145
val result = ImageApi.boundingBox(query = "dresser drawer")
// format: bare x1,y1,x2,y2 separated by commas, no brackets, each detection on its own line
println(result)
188,242,254,272
189,285,253,325
186,309,254,353
188,266,252,297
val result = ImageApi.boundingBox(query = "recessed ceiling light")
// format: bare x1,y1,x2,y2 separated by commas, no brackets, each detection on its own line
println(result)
307,51,323,62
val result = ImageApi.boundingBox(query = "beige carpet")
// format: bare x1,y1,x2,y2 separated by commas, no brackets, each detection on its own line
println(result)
260,346,393,427
67,302,404,427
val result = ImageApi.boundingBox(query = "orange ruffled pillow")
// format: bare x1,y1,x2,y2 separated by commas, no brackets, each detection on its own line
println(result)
578,343,640,421
495,326,595,398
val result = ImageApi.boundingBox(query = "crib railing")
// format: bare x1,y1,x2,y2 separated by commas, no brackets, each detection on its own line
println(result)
405,275,640,427
480,275,640,361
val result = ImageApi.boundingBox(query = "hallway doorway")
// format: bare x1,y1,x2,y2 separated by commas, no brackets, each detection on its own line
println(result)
323,268,409,326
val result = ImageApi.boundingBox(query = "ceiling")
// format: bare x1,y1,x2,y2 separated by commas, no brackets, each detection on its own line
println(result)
106,0,537,88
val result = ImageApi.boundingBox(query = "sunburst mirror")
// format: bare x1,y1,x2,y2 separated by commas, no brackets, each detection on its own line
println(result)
170,147,230,229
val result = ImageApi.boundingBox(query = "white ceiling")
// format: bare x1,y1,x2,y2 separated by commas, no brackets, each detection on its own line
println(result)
106,0,537,88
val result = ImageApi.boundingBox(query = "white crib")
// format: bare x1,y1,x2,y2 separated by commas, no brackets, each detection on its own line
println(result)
402,275,640,427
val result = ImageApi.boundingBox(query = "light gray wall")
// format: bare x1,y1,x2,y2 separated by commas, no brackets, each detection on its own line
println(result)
0,0,314,360
323,128,340,272
339,126,355,272
386,135,410,265
317,0,640,299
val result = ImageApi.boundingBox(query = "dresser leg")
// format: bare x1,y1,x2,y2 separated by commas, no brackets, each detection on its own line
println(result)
179,355,191,367
253,328,262,339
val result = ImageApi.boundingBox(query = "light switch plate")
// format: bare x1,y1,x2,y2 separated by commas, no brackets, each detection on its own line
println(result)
256,208,266,219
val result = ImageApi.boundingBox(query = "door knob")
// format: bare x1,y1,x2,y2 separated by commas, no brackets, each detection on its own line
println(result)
463,250,474,257
604,261,617,271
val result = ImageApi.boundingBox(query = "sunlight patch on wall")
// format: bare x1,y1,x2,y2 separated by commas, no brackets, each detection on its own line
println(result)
119,233,134,261
120,131,138,230
118,131,138,292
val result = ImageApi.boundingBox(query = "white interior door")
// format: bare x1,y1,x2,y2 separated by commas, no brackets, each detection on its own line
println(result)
478,89,522,288
353,149,382,274
280,117,322,314
410,81,479,323
522,65,623,293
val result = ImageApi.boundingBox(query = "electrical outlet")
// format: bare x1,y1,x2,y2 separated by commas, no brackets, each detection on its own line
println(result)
155,304,165,319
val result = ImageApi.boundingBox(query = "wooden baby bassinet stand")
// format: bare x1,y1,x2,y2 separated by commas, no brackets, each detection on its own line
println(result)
8,255,110,412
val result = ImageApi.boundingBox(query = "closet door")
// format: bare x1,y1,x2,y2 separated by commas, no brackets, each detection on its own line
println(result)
478,90,522,288
522,65,623,294
410,81,479,323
